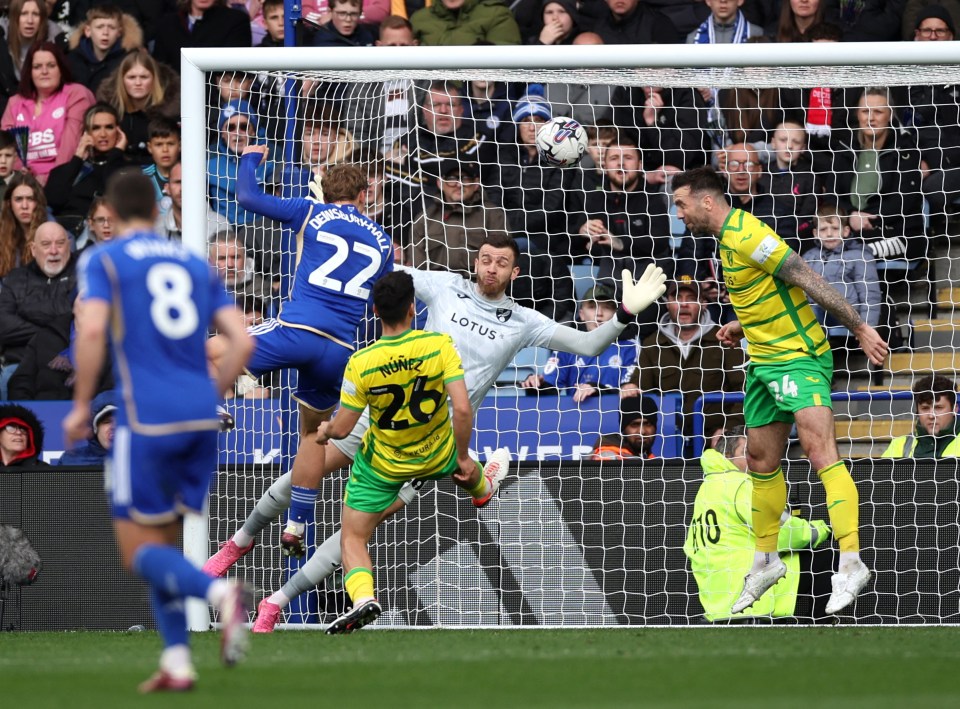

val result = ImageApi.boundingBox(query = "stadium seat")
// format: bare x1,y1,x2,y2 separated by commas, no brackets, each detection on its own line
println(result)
568,264,600,302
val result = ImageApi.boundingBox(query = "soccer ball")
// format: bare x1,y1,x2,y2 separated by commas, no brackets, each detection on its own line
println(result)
536,117,588,168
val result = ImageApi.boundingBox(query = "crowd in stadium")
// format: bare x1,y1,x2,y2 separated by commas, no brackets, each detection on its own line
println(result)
0,0,957,461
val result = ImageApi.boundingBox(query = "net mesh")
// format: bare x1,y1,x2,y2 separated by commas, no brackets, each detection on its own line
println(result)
201,58,960,626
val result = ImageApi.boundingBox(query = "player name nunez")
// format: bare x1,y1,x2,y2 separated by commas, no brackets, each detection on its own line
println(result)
378,356,424,377
449,312,498,339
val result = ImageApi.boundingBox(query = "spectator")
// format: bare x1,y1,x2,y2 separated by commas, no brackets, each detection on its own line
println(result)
802,204,881,330
258,0,285,46
900,5,960,235
465,80,514,143
0,129,17,200
152,0,253,72
65,4,144,95
96,49,181,165
208,230,274,302
527,0,582,45
410,0,522,45
0,222,76,400
591,0,682,45
278,105,354,198
621,272,745,438
0,33,20,120
684,424,833,621
0,172,49,283
687,0,764,43
479,84,577,320
1,0,54,78
522,282,639,402
59,390,116,465
6,311,72,400
582,121,618,174
834,0,906,42
75,196,116,252
141,116,181,212
576,136,676,286
718,142,779,239
764,120,820,252
776,0,829,42
207,99,273,225
0,41,95,185
821,87,927,265
156,160,225,240
312,0,376,46
408,159,509,277
45,102,131,235
882,374,960,458
0,403,46,467
589,395,658,460
543,32,616,128
611,84,710,181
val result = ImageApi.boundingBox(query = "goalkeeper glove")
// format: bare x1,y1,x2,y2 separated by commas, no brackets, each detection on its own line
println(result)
308,172,325,202
616,265,667,324
811,519,832,549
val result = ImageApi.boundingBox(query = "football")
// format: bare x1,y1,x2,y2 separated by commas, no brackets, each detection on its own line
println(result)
536,116,588,168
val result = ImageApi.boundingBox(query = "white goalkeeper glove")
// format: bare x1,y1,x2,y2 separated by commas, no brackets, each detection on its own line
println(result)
308,172,325,202
616,265,667,323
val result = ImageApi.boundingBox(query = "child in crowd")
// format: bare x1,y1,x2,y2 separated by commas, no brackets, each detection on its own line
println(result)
0,129,17,201
765,119,820,252
66,4,142,94
259,0,285,47
521,283,639,403
312,0,375,46
801,204,881,330
142,116,181,215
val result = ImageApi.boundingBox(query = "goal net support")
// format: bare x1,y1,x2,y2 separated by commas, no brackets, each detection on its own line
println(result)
182,43,960,628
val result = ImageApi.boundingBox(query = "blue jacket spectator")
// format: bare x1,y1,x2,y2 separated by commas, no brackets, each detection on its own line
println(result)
59,390,116,466
208,99,273,226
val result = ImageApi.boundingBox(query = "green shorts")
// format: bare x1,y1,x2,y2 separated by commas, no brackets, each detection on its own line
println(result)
344,452,457,513
743,351,833,429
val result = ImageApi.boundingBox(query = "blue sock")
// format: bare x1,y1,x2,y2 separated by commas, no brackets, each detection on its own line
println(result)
133,544,214,600
149,585,188,649
289,485,318,526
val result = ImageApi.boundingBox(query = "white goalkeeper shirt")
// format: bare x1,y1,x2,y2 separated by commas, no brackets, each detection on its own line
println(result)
397,266,629,412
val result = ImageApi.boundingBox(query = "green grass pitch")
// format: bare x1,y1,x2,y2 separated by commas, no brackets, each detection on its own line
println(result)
3,627,958,708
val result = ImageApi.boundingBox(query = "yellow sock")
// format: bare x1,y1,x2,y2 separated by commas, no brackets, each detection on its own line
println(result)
751,467,786,553
344,567,375,604
466,462,489,500
819,461,860,552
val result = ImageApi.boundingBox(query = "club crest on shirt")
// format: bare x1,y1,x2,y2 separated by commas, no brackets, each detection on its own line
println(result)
496,308,512,323
457,292,469,298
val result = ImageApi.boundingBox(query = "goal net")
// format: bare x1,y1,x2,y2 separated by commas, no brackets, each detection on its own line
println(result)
183,44,960,627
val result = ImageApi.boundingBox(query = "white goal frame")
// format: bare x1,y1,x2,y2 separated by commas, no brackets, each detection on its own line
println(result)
180,42,960,631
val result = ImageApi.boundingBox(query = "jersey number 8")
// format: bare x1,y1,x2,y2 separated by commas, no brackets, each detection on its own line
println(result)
147,263,199,340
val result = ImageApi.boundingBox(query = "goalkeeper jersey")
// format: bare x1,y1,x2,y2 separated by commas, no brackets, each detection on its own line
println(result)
719,209,829,364
340,329,465,481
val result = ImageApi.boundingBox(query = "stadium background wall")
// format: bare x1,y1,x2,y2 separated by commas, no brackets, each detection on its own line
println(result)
1,461,958,630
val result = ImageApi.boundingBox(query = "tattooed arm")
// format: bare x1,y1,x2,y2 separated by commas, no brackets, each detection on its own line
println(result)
777,252,889,365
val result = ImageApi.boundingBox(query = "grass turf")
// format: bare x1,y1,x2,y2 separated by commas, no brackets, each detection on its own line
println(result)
2,627,958,708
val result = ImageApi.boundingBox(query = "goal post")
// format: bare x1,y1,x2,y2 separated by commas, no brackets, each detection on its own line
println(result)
181,42,960,629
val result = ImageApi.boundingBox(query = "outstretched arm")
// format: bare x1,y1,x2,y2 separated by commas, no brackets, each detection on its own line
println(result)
236,146,307,226
777,252,888,365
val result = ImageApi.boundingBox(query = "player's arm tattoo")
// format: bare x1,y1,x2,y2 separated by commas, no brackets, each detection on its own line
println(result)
777,252,864,331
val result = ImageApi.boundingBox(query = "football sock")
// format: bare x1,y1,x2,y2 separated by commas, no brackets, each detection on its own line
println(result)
159,644,193,675
289,485,318,527
750,467,786,554
149,585,189,649
266,589,291,608
281,530,342,601
238,471,293,542
344,567,375,604
818,461,860,553
466,462,490,500
133,544,214,600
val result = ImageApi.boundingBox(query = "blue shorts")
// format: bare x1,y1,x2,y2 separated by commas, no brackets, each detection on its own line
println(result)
108,425,219,524
246,319,352,412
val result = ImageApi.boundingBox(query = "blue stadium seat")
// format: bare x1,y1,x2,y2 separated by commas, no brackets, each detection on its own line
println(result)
569,264,599,302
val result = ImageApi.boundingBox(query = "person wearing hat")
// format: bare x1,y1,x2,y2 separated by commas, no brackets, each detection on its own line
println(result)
408,158,510,277
590,395,658,460
59,390,116,466
0,402,46,467
522,282,639,403
207,98,273,226
905,3,960,235
622,269,744,440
